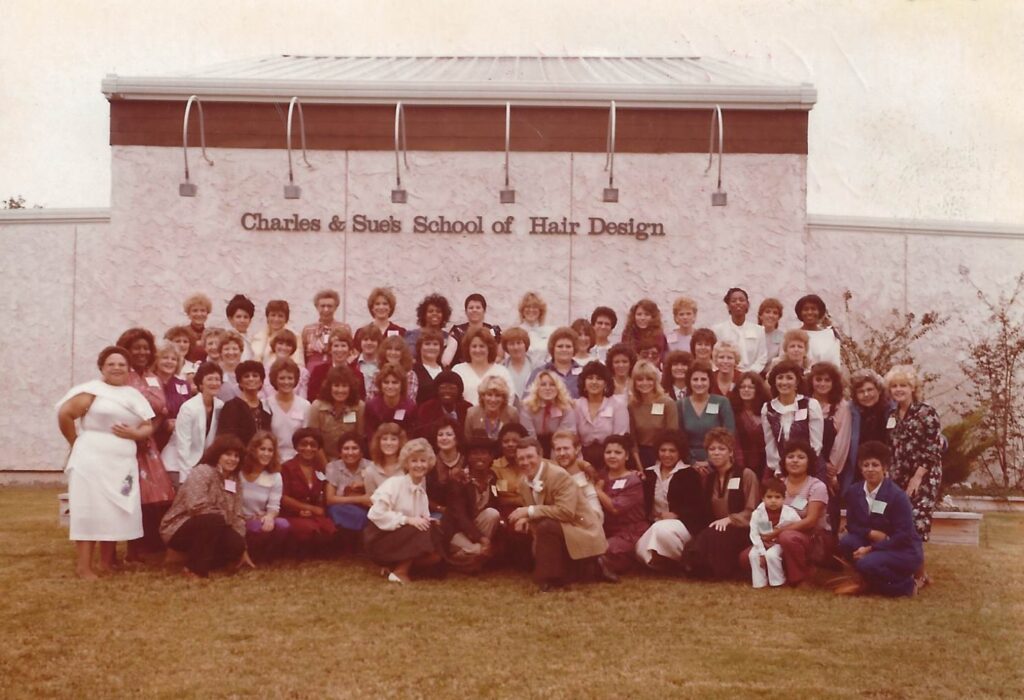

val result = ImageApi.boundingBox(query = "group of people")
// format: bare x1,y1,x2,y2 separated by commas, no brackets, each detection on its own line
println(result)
57,286,942,596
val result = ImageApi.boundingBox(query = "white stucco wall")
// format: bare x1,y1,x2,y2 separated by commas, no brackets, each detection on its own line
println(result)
1,1,1022,225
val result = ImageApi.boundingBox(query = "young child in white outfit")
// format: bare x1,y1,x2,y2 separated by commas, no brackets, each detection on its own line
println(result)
748,478,800,588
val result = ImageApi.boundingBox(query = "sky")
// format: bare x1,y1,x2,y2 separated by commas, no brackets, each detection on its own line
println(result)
1,0,1022,224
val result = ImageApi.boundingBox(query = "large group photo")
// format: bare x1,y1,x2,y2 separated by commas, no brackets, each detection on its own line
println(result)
3,1,1023,698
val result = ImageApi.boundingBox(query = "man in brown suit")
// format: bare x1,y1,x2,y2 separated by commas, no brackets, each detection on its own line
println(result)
508,437,615,591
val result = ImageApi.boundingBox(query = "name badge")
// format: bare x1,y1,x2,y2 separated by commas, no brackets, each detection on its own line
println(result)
393,409,406,421
612,478,627,490
571,366,582,376
870,499,888,514
343,411,357,423
315,471,326,481
758,520,773,533
497,479,507,492
651,403,665,416
145,376,161,388
386,330,400,337
706,402,719,415
175,384,189,395
223,479,237,493
728,477,741,490
794,408,808,421
599,407,614,419
791,496,808,511
886,416,897,430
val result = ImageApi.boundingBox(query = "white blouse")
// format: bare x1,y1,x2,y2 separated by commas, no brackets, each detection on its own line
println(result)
367,474,430,531
267,393,311,461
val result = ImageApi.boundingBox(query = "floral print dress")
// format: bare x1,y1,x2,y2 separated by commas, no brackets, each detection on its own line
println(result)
888,402,942,540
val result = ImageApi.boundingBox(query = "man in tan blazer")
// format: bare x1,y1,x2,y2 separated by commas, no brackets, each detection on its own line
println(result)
508,437,614,591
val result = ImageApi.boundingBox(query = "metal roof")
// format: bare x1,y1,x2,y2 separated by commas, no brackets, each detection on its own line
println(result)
102,55,816,110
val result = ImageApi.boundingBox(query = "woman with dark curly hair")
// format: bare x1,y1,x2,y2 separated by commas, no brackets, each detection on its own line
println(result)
729,371,771,481
573,361,629,468
605,343,636,398
404,292,459,367
620,298,667,358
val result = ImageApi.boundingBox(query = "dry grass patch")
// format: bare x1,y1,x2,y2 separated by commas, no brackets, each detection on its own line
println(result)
1,487,1022,699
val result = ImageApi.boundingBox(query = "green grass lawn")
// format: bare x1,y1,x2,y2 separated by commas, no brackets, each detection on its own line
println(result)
2,487,1022,699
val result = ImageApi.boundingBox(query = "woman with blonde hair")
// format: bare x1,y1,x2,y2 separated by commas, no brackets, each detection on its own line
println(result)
464,375,520,441
364,437,446,584
518,291,555,365
885,364,942,588
627,359,678,468
711,341,741,397
518,369,576,456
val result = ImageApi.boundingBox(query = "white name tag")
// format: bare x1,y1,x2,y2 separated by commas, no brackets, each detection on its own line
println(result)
145,376,161,388
651,403,665,416
612,478,627,490
343,411,357,423
315,471,326,481
386,330,399,337
886,416,897,430
223,479,237,493
791,496,808,510
393,409,406,420
871,499,888,514
599,407,614,419
706,402,719,415
728,477,741,490
175,384,189,395
794,408,808,421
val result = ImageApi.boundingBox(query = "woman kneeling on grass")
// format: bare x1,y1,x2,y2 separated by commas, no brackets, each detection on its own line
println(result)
238,432,290,563
159,435,254,579
364,438,446,584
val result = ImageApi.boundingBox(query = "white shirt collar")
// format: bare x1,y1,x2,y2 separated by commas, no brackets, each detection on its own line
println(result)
863,480,882,500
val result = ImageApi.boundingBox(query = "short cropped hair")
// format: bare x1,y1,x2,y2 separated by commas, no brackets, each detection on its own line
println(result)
200,434,246,469
762,477,786,497
703,426,736,453
672,297,698,316
265,299,290,321
858,440,892,468
398,437,436,473
516,436,543,454
500,326,530,352
193,361,224,388
97,346,130,370
758,297,783,320
464,293,488,311
226,294,255,319
220,331,246,354
272,329,298,353
590,306,618,328
547,326,579,359
690,328,717,355
268,358,299,390
314,289,340,306
570,319,596,350
461,326,499,363
367,287,397,316
183,293,213,314
291,427,323,449
234,359,266,384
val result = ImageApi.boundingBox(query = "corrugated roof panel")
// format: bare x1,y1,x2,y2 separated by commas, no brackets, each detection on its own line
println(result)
102,55,816,109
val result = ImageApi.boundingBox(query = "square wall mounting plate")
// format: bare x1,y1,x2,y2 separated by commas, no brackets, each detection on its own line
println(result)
500,188,516,204
711,191,727,206
603,187,619,203
179,182,198,197
284,184,301,199
391,189,408,204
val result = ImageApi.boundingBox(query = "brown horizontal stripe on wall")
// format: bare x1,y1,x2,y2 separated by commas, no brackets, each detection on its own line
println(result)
109,101,807,154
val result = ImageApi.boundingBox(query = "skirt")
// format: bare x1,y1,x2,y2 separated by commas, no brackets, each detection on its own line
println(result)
363,522,443,566
635,519,692,567
684,524,750,580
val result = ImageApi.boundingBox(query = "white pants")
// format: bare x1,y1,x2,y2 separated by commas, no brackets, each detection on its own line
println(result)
749,544,786,588
449,508,500,556
635,519,692,567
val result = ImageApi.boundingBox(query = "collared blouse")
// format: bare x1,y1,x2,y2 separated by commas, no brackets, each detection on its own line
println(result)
574,395,629,447
367,474,430,530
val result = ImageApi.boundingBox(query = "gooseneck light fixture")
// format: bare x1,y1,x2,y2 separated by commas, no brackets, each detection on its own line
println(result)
392,102,409,203
179,95,213,197
603,100,618,203
500,102,515,204
284,97,312,199
706,104,727,206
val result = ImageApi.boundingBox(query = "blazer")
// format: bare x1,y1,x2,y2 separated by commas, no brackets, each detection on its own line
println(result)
161,394,222,482
463,405,520,442
843,478,923,556
518,461,608,560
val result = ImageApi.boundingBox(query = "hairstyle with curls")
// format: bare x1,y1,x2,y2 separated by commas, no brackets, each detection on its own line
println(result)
781,328,810,356
757,298,783,323
570,318,596,350
703,426,736,453
461,326,499,364
265,299,290,322
415,328,445,361
477,375,512,406
547,326,580,360
317,365,361,406
434,369,464,393
767,360,806,397
808,362,845,406
712,340,742,365
329,326,354,348
182,292,213,314
850,368,888,406
780,439,818,475
153,343,183,374
590,305,618,329
686,359,714,393
629,359,668,405
97,345,131,370
376,335,413,373
268,358,300,391
498,422,529,442
601,434,634,467
416,293,452,328
193,361,224,389
499,326,530,352
219,331,246,354
729,371,771,416
689,328,718,357
336,431,366,462
430,415,463,452
243,430,281,475
369,422,408,464
234,360,266,384
115,327,157,366
522,369,573,413
858,440,892,468
367,287,397,316
201,327,226,349
884,364,922,402
653,429,690,464
578,360,613,397
374,362,409,398
518,291,548,324
605,343,637,377
398,437,436,473
672,296,698,316
164,325,197,346
226,294,255,319
199,434,246,471
313,289,340,307
623,298,664,340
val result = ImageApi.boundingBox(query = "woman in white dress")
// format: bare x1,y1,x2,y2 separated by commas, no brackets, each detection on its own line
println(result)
57,346,156,579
